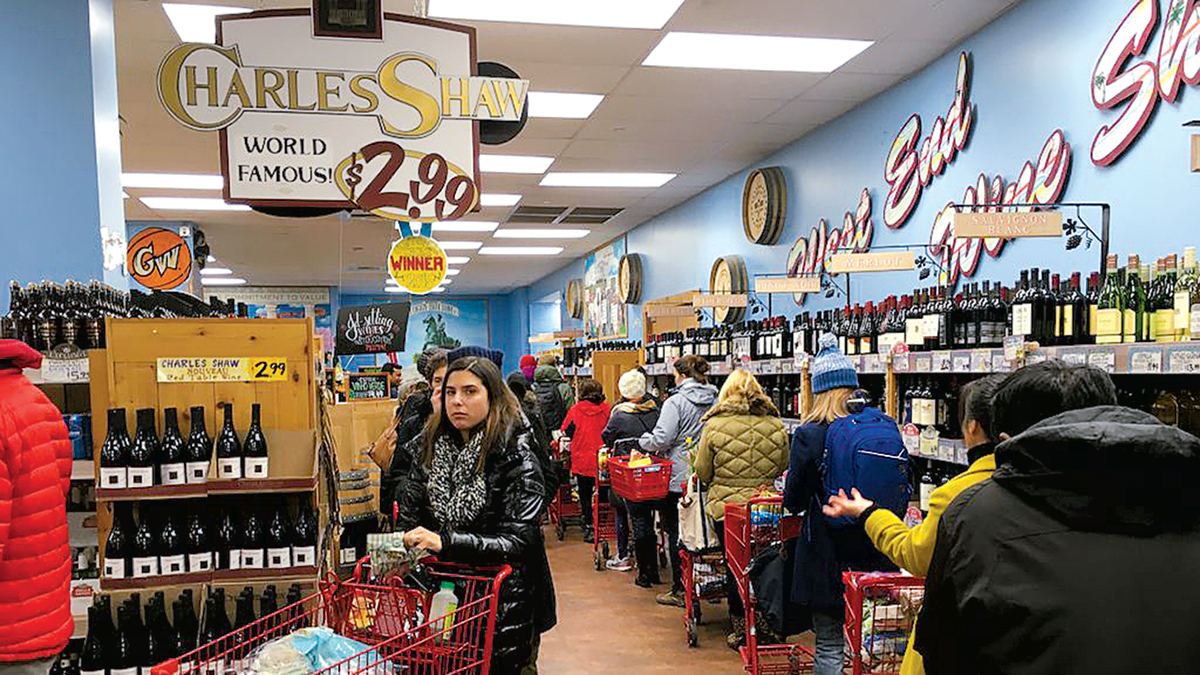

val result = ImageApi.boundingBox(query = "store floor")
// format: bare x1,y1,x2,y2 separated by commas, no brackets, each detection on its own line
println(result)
538,527,744,674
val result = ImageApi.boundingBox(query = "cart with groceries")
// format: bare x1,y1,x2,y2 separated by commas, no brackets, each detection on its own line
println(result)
843,571,926,675
548,435,582,541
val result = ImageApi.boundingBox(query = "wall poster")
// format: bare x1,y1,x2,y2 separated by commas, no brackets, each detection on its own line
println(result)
583,237,628,340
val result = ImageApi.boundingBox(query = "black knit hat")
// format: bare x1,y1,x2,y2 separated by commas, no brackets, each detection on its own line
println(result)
416,348,446,380
447,345,504,371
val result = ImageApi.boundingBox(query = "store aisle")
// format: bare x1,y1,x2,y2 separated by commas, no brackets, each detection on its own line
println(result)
538,528,744,674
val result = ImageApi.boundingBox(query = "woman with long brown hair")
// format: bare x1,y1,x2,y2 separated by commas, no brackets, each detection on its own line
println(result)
398,356,556,674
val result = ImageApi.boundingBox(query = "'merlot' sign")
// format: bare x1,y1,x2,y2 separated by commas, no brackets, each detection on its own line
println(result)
754,277,821,294
827,251,916,274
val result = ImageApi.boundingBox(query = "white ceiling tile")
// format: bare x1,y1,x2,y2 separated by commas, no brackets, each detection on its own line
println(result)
841,37,954,76
799,73,900,101
502,61,632,92
665,0,941,39
471,23,661,66
589,94,790,124
761,97,858,127
518,117,587,140
612,67,825,100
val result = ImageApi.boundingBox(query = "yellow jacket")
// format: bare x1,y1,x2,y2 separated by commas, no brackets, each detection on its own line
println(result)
862,452,996,675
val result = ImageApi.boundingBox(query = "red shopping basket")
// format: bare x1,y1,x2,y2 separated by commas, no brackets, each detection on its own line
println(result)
151,558,510,675
608,456,672,501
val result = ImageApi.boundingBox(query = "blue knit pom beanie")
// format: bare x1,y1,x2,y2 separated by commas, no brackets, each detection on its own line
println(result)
810,333,859,394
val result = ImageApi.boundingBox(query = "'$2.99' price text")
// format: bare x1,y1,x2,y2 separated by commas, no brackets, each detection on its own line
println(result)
337,141,478,222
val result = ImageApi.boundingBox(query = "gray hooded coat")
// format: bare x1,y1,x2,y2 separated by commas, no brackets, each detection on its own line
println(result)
639,378,718,492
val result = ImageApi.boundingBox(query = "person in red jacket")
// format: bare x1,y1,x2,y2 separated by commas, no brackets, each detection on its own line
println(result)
558,379,610,543
0,340,72,673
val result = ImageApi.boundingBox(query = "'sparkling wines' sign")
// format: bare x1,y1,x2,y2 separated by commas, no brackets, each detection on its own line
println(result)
335,303,410,356
156,10,527,215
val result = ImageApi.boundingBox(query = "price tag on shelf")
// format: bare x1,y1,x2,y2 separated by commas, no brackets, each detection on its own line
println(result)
779,360,794,374
933,352,953,373
1003,335,1025,362
761,360,778,375
971,350,992,372
892,353,910,372
1129,347,1163,374
1166,345,1200,374
1059,349,1087,367
1026,351,1048,365
952,353,971,373
913,354,933,372
793,353,808,371
1087,349,1116,374
992,353,1012,372
156,357,288,383
41,356,90,383
863,354,882,374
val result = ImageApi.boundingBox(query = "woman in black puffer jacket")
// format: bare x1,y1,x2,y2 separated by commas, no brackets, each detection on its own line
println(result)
398,356,557,674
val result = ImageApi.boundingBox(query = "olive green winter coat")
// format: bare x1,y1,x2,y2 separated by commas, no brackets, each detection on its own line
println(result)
693,394,788,521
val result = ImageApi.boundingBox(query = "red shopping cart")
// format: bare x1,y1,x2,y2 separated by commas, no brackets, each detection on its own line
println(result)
151,558,510,675
680,547,726,647
843,572,925,675
724,496,809,675
548,438,582,541
591,472,618,570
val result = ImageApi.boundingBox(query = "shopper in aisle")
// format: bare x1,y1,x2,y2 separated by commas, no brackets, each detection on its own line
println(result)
507,371,557,500
693,369,788,648
783,333,897,675
448,345,504,371
380,362,403,398
533,355,574,432
601,369,659,576
915,361,1200,675
520,354,537,384
639,355,717,607
374,348,447,521
557,379,611,544
398,356,555,675
822,373,1004,675
0,340,73,672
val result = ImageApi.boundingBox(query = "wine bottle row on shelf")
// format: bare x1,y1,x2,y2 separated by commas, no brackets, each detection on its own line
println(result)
1,279,255,353
103,500,319,581
78,586,305,675
561,340,641,368
643,246,1200,365
100,403,269,490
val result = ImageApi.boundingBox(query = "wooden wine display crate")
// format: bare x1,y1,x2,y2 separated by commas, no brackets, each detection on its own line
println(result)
90,318,324,592
327,399,394,521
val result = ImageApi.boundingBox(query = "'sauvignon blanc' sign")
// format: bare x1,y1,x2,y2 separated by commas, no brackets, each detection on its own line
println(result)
156,10,527,215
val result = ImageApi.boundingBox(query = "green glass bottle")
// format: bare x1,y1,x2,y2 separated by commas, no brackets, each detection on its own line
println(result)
1096,255,1124,345
1123,255,1145,343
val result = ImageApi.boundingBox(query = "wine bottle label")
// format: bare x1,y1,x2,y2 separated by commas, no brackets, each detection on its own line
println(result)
861,337,873,354
161,463,187,485
918,429,939,457
1155,310,1176,342
293,546,316,567
217,458,242,480
103,557,126,579
340,547,357,565
1176,291,1191,331
100,467,127,489
923,314,940,338
267,547,293,569
1062,307,1074,337
160,554,186,575
111,668,138,675
188,552,212,572
132,555,159,578
1096,308,1122,343
244,457,269,479
919,483,935,512
1089,304,1099,337
1012,304,1033,336
127,467,154,488
186,461,209,484
225,548,242,570
1122,309,1137,343
904,318,923,345
845,338,856,355
241,549,265,569
1192,305,1200,338
82,669,105,675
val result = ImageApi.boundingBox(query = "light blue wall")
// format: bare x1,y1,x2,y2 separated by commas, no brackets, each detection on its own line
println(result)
526,0,1199,338
0,0,124,312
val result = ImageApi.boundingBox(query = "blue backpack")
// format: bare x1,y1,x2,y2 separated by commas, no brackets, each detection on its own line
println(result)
821,408,911,528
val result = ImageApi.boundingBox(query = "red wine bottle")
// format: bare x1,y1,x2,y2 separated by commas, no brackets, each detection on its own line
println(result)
241,509,265,569
159,408,187,486
215,404,242,480
266,507,292,569
111,605,138,675
79,602,108,675
158,510,185,576
100,408,130,489
104,504,132,580
186,508,211,573
128,409,158,489
131,512,159,578
185,406,211,485
242,403,269,479
215,510,241,571
292,505,317,568
233,587,256,630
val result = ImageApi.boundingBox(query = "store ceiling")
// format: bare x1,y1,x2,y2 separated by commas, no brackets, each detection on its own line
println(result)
116,0,1020,296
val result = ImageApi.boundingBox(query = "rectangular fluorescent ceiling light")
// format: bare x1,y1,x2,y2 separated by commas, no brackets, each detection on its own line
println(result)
432,221,498,233
199,267,232,275
428,0,684,29
447,256,471,265
445,268,462,276
122,173,223,190
480,155,555,174
541,172,675,188
495,228,590,239
201,277,247,286
480,193,521,207
527,92,604,119
644,32,873,72
140,197,250,211
479,246,564,256
437,240,482,251
163,4,252,43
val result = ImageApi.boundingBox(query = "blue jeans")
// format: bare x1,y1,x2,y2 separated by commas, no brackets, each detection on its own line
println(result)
812,609,845,675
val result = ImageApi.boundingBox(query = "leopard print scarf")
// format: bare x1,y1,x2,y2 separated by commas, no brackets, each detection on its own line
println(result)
428,432,487,529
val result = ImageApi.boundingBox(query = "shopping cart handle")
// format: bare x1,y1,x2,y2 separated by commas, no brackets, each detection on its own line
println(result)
352,554,371,582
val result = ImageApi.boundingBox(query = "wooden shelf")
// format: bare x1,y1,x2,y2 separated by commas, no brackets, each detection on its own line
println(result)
208,476,318,494
211,565,320,583
97,484,207,502
101,570,212,591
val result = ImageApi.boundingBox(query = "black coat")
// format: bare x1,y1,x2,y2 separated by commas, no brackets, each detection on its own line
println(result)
383,390,433,517
783,423,893,614
601,400,660,452
395,423,557,674
916,406,1200,675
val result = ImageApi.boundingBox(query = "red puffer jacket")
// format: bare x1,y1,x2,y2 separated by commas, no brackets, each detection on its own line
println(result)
0,340,72,662
560,400,611,478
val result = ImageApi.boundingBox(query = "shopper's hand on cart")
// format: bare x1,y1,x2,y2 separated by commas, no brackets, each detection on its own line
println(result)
403,526,443,552
823,488,874,519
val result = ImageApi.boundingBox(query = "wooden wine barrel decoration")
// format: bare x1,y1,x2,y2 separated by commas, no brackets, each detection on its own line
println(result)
709,255,748,325
566,279,584,319
742,167,787,245
618,253,643,304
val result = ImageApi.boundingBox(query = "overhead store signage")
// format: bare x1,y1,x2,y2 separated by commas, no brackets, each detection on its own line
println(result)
126,226,192,291
387,235,447,294
156,357,287,383
692,293,749,308
753,277,821,294
827,251,916,273
336,302,410,355
1091,0,1200,166
156,9,527,216
953,211,1064,238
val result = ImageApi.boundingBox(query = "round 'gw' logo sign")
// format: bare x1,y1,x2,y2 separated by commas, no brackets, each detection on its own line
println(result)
127,227,192,290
